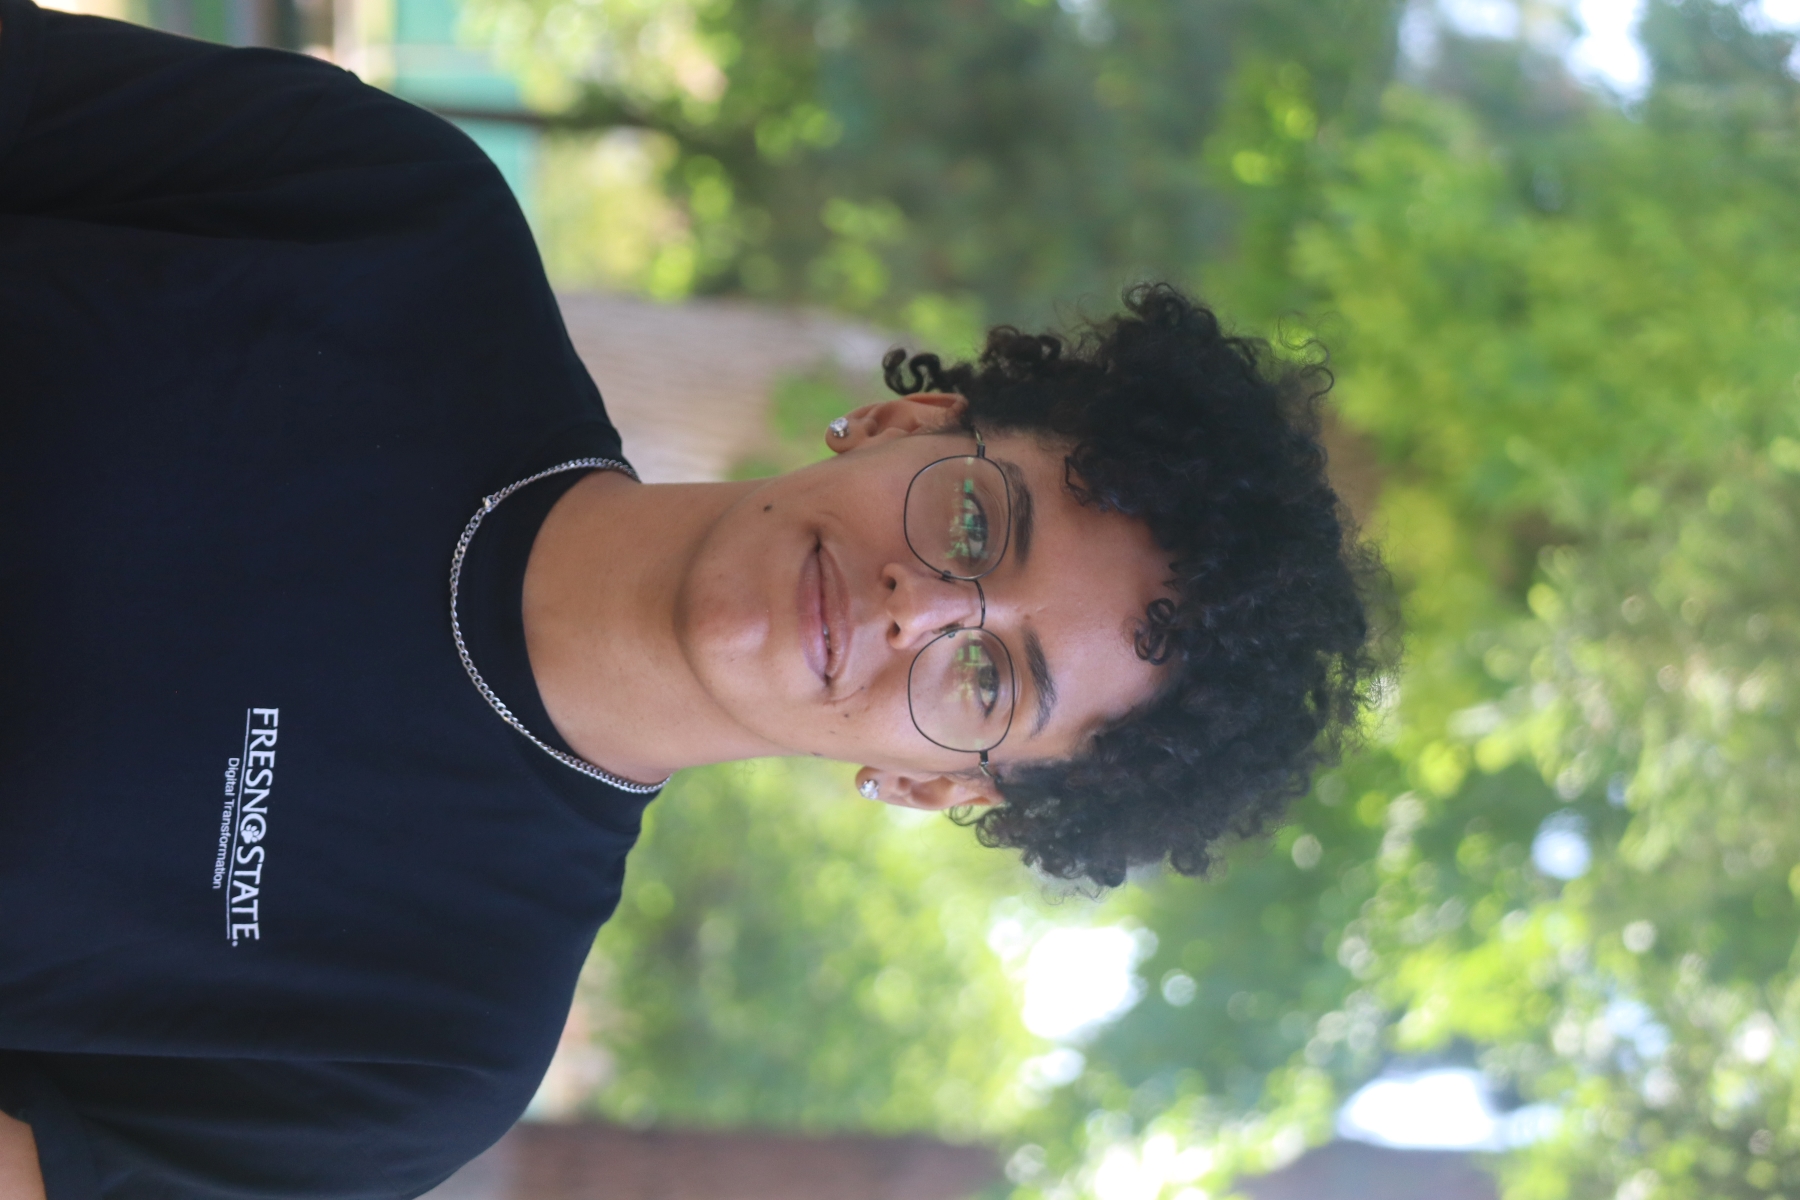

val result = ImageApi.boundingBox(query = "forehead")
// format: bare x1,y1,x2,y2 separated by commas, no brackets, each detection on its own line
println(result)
982,429,1172,759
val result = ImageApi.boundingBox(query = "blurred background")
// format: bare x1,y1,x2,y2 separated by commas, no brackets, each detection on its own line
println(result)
37,0,1800,1195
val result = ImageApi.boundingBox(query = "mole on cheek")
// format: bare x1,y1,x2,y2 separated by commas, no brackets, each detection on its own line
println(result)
763,504,773,513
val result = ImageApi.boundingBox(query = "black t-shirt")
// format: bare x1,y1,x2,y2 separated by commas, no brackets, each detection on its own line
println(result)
0,3,659,1196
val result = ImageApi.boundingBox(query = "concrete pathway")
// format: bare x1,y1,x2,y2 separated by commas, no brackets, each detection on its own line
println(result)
556,292,894,484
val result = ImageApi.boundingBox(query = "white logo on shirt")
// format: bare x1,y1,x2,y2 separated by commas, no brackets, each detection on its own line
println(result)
212,707,279,944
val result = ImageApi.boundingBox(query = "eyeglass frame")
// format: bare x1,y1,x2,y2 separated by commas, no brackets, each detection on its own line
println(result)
901,429,1016,782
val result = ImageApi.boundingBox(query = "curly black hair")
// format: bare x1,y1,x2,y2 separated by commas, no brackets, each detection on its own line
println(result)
882,284,1389,888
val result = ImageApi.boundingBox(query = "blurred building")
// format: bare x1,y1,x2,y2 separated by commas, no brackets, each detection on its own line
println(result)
138,0,328,53
421,1123,1489,1200
374,0,538,217
422,1123,997,1200
1239,1140,1498,1200
40,0,542,214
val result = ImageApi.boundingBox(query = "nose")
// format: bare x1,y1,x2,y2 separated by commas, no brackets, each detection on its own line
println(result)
881,562,983,649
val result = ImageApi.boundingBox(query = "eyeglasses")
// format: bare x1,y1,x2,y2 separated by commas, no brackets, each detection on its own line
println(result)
902,432,1016,779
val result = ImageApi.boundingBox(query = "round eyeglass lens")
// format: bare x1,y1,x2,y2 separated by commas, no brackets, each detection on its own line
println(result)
907,626,1016,753
904,455,1010,580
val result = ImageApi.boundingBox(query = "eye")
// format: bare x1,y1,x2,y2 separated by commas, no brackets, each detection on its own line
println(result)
974,658,1001,716
945,481,990,568
952,639,1002,717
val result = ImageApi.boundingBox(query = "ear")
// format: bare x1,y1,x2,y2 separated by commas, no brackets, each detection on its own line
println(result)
825,392,967,455
854,766,1003,811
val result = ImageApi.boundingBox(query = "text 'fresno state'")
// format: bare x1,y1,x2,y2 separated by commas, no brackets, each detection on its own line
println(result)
217,707,279,944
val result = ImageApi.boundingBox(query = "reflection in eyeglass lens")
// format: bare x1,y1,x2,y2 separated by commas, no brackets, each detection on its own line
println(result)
946,472,991,569
950,635,1004,718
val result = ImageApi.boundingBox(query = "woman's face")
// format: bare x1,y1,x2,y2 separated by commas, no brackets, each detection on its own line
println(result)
673,395,1172,807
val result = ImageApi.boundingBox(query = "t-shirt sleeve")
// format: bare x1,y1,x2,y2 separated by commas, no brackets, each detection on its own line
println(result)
0,0,496,232
0,1051,516,1200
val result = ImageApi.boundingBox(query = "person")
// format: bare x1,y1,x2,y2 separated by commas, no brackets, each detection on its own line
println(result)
0,0,1384,1196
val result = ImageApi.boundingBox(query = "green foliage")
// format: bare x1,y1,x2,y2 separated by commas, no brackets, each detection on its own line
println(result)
1083,765,1392,1111
1302,98,1800,530
1415,448,1800,1200
532,130,695,294
475,0,1405,332
583,758,1049,1139
1033,7,1800,1198
478,3,1800,1197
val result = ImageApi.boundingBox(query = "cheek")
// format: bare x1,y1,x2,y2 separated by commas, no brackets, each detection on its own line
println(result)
815,693,876,743
827,664,913,733
817,667,950,766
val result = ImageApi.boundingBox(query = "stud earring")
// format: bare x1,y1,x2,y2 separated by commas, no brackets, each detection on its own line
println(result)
828,416,850,438
858,778,880,800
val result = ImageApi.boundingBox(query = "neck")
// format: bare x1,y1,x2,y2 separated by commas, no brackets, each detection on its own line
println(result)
520,471,782,784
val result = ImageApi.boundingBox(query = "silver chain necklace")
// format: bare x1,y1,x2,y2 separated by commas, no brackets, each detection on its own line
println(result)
448,457,669,795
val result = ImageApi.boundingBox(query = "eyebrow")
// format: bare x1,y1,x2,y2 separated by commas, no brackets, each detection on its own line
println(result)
1023,626,1058,737
994,458,1034,566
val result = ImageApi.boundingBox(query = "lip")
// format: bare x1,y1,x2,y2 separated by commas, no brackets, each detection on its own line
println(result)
798,541,829,683
818,541,852,684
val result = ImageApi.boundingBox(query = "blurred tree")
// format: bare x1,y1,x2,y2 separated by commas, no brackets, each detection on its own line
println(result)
470,0,1406,336
1402,450,1800,1200
579,757,1051,1143
1015,4,1800,1198
476,3,1800,1199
